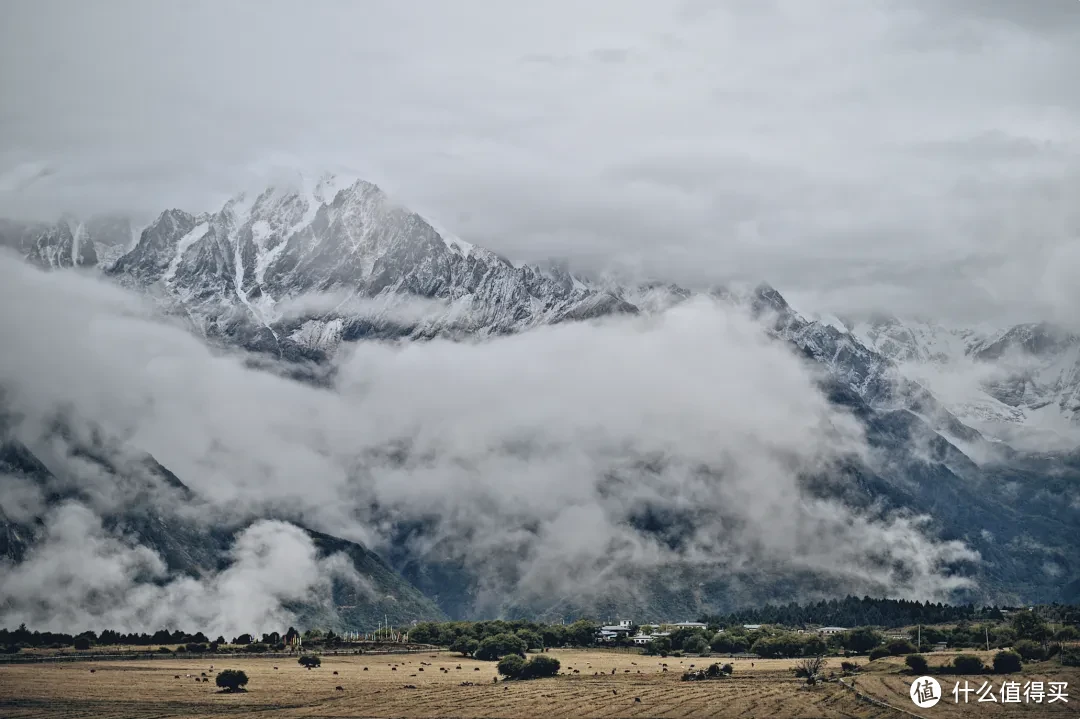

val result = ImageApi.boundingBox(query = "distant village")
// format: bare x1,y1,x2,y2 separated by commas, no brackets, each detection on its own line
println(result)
597,620,855,646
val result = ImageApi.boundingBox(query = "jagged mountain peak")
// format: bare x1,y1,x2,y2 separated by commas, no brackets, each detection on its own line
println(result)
974,322,1079,361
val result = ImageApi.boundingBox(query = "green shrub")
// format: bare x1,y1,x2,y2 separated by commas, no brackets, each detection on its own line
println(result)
952,655,985,674
215,669,248,691
992,650,1022,674
73,636,92,651
1013,639,1045,661
497,654,525,678
519,655,560,679
1060,646,1080,667
904,654,929,674
887,639,918,656
298,655,321,668
868,647,890,661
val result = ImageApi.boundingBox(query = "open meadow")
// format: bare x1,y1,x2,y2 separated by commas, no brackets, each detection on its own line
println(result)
0,649,1075,719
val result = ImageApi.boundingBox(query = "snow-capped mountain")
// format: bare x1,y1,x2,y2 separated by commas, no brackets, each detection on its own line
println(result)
107,173,638,359
0,214,134,270
850,316,1080,446
6,172,1077,449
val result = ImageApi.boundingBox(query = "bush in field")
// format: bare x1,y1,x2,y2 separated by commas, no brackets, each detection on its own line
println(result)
904,654,928,674
1060,646,1080,667
1013,639,1045,661
298,655,321,668
952,654,985,674
519,655,560,679
793,656,827,679
475,634,527,661
215,669,248,691
992,650,1022,674
886,639,918,656
840,661,860,673
497,654,525,679
73,636,92,651
868,647,890,661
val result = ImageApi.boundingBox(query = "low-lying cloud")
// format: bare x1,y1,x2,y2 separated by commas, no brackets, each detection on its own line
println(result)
0,503,362,637
0,254,978,630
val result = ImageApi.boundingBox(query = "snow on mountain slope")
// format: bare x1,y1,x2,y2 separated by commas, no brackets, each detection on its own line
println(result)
13,171,1070,453
0,214,134,270
850,316,1080,447
106,173,638,358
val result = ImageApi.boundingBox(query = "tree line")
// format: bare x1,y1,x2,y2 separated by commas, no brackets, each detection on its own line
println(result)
696,595,1031,629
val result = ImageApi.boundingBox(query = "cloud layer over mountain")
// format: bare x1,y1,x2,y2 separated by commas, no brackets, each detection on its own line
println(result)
0,253,978,629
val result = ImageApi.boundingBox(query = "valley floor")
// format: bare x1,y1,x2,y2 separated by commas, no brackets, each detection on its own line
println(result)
0,649,1074,718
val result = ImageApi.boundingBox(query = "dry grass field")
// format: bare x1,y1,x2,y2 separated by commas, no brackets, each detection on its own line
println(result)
850,651,1078,718
0,649,1075,719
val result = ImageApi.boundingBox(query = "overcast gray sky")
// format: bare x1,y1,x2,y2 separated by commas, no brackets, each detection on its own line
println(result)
2,0,1079,324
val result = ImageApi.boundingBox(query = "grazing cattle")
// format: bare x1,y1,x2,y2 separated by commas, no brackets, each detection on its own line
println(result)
391,667,397,671
333,671,338,675
474,667,480,671
363,667,369,671
89,670,96,674
194,678,200,683
611,668,616,675
635,697,641,703
335,686,344,691
612,689,618,695
456,666,461,669
203,678,209,683
403,684,417,689
174,675,180,679
273,667,278,670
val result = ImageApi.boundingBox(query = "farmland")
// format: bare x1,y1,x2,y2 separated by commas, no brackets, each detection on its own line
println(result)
0,649,1075,718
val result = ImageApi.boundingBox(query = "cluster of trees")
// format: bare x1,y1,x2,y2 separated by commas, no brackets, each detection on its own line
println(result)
904,610,1079,650
410,620,600,653
0,624,317,654
0,625,223,650
701,596,1012,630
